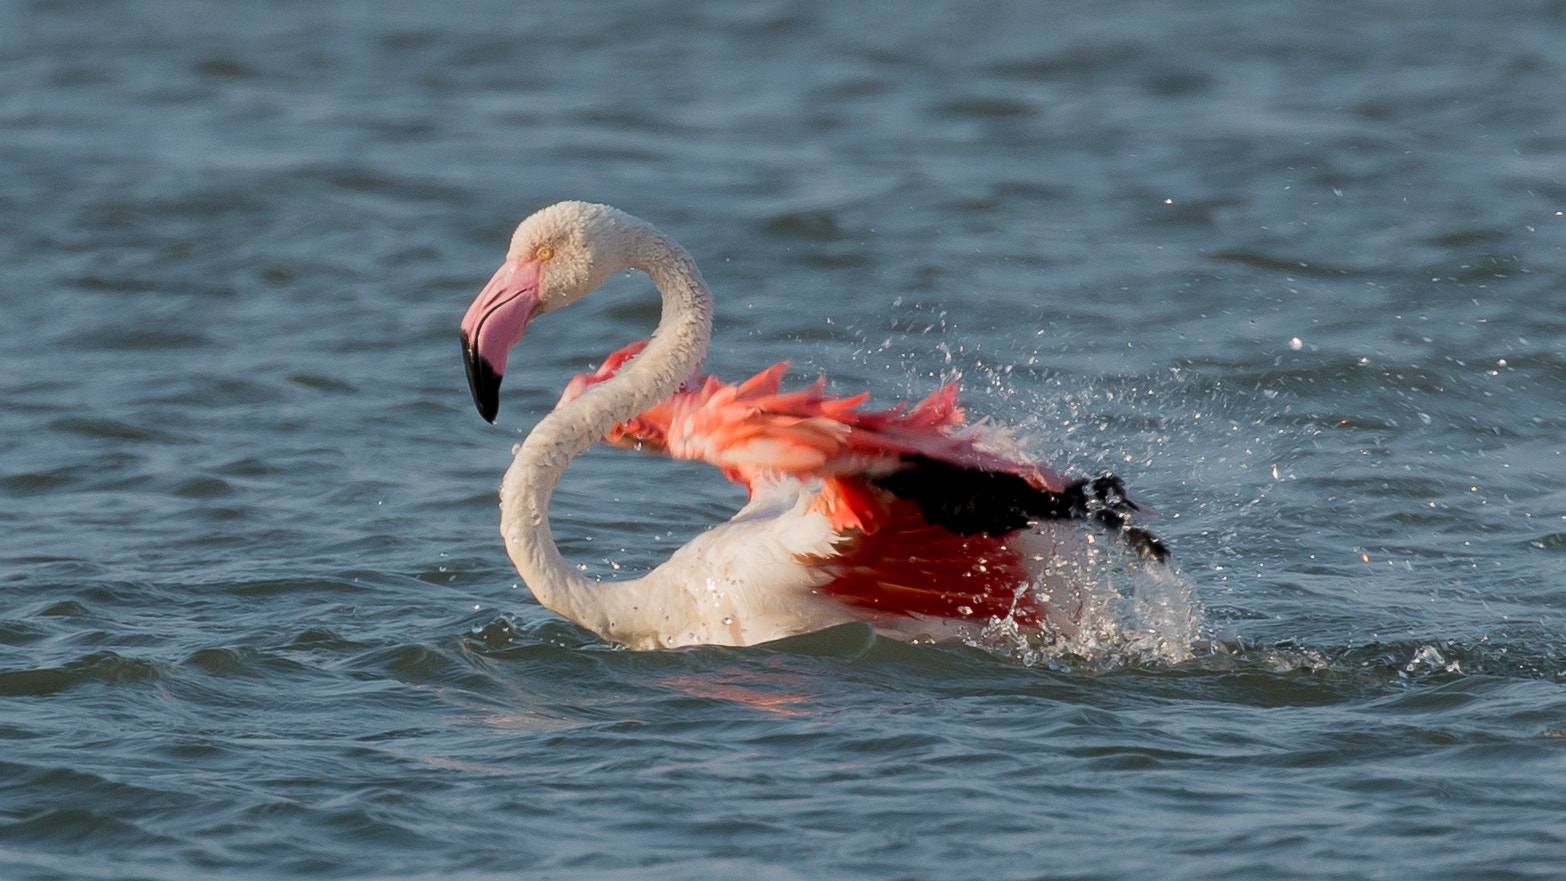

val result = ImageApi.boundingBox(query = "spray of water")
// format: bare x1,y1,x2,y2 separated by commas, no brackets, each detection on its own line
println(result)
846,318,1206,669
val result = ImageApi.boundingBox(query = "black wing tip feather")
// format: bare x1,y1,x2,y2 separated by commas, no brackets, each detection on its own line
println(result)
1075,474,1171,563
871,457,1170,563
871,459,1049,536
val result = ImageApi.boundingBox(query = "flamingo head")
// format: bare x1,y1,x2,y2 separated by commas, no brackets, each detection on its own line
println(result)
460,201,643,422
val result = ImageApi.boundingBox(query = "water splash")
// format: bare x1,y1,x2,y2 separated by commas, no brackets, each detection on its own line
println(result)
974,551,1202,669
844,320,1210,669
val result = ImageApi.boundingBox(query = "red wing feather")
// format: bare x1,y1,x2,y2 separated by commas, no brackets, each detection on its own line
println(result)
810,495,1046,629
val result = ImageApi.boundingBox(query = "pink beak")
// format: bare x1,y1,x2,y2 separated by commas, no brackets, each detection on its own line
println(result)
460,259,543,423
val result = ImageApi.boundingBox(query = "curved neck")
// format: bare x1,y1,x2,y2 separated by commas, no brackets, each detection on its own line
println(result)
498,226,713,635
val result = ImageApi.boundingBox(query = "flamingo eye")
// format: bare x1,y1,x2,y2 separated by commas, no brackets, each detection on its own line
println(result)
535,246,555,261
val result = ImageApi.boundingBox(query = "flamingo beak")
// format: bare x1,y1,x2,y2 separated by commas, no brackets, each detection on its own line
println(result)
460,259,544,423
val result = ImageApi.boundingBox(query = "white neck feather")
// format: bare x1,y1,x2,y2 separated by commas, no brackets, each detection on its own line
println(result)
497,220,713,638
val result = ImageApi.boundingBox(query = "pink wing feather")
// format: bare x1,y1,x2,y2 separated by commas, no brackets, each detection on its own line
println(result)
557,340,1069,533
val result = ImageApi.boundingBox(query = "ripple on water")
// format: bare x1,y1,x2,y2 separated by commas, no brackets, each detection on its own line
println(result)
1524,532,1566,553
0,650,170,697
4,0,1566,878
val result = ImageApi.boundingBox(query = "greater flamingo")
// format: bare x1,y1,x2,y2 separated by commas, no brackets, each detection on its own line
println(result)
461,201,1166,650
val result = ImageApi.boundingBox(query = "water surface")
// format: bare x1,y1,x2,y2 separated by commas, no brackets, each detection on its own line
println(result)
4,1,1566,878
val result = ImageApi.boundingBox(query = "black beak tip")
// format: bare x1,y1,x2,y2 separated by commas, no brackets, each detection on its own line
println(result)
461,334,502,424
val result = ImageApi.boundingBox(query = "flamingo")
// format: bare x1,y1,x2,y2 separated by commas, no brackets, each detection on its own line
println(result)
460,201,1167,650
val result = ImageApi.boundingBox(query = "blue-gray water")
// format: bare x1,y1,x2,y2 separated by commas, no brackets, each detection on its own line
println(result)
4,1,1566,878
